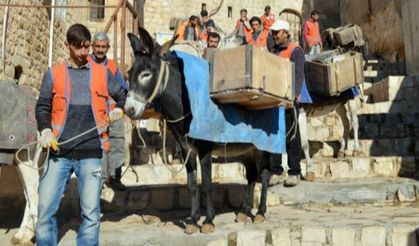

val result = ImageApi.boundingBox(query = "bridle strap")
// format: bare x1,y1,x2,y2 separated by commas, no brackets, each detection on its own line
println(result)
146,60,170,104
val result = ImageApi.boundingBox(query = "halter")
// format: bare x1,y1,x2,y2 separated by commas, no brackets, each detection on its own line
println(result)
145,59,170,104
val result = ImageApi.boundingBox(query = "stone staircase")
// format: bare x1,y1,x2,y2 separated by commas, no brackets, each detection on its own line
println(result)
1,72,419,246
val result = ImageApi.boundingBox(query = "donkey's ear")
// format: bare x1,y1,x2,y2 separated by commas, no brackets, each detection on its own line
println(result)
128,33,143,53
138,27,155,54
159,34,179,56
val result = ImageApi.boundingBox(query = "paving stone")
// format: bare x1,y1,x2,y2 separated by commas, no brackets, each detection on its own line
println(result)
332,227,356,246
271,228,292,246
361,226,386,246
301,226,326,243
236,230,266,246
392,225,418,246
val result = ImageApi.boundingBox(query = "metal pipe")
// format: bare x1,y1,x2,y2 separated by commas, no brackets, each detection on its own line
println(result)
1,0,10,79
0,3,118,8
48,0,56,67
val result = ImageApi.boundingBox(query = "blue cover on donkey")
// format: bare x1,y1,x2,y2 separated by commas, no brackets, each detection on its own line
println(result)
175,51,286,154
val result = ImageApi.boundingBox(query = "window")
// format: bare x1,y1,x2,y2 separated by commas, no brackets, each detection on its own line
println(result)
90,0,105,21
228,6,232,18
201,3,207,11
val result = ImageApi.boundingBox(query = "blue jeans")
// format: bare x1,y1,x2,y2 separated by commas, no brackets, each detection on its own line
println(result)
36,157,102,246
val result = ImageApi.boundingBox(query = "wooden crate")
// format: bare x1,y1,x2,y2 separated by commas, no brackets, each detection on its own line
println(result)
333,24,364,46
210,45,294,110
305,51,364,96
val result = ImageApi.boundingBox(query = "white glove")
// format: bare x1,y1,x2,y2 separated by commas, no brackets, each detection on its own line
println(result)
39,128,58,151
109,107,124,122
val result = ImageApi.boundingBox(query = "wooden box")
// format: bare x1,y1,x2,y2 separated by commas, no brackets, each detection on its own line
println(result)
210,45,295,110
305,51,364,96
333,24,364,46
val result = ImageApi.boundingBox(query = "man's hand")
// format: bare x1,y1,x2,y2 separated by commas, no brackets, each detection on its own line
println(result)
109,107,124,122
39,128,58,151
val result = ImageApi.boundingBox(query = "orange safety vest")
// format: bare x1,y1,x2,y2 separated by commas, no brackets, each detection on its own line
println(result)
176,21,199,41
87,56,118,111
245,30,269,48
303,19,322,46
200,31,208,41
261,14,275,31
235,18,252,36
278,42,299,59
50,63,110,152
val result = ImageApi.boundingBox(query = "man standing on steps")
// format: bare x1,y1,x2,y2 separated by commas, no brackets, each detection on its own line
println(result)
35,23,126,245
303,10,323,55
268,20,313,187
88,31,128,191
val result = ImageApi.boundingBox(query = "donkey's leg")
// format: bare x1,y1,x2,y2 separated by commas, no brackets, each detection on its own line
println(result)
298,107,314,181
12,161,39,245
185,151,200,234
199,143,215,234
336,104,350,158
348,99,364,156
236,152,259,223
254,169,270,224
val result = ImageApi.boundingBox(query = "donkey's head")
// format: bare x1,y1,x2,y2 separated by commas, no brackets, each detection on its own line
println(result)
125,27,177,119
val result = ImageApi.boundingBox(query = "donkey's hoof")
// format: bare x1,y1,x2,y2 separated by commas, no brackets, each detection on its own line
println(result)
353,150,365,157
185,224,200,234
235,213,248,223
336,151,345,158
201,223,215,234
305,171,315,182
253,214,265,224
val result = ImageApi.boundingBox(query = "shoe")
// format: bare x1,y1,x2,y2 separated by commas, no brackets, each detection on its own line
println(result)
107,166,126,191
269,173,287,186
284,175,300,187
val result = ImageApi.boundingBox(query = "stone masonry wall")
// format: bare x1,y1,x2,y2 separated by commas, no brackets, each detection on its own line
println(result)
143,0,304,40
0,0,75,90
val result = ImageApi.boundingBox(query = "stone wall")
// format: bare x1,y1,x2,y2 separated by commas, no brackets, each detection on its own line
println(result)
143,0,304,40
340,0,404,62
0,0,75,89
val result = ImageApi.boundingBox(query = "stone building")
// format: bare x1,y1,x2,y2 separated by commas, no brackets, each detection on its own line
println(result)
0,0,76,89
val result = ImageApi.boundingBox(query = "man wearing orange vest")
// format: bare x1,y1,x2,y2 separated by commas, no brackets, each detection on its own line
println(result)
261,5,275,31
303,10,323,55
35,24,126,245
243,16,273,49
176,15,200,41
233,9,251,40
89,32,128,191
268,20,312,187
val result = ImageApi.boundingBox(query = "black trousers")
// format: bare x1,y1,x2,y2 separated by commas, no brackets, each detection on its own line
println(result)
270,104,302,176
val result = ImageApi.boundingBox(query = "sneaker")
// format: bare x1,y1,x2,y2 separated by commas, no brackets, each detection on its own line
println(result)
284,175,300,187
269,173,287,186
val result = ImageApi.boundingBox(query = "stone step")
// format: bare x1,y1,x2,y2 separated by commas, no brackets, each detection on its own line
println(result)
311,139,417,157
301,156,416,180
9,205,417,246
359,100,419,114
119,156,416,187
364,76,419,103
95,178,419,214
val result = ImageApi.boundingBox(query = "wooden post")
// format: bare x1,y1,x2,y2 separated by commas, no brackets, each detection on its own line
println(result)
120,0,127,75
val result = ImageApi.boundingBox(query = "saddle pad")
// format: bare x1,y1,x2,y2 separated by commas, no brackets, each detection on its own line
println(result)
175,51,286,154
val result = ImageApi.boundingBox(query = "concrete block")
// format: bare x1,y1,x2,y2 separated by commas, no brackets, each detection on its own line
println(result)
151,187,174,210
397,185,416,202
271,228,292,246
332,227,356,246
127,190,151,211
227,186,246,208
372,157,398,177
392,225,417,246
236,230,265,246
329,161,351,178
301,226,326,243
351,158,371,178
361,226,385,246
